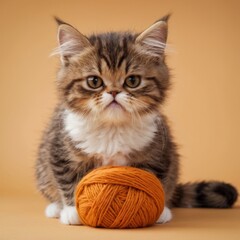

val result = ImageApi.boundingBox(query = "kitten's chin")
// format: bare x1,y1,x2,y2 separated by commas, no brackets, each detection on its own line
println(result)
101,102,130,123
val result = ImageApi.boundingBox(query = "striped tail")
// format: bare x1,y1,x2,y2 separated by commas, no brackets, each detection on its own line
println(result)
171,181,238,208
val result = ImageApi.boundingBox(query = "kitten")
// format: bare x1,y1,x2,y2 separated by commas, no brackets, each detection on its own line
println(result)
35,15,238,225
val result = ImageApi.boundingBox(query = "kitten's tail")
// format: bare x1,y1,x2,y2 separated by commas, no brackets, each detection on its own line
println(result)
171,181,238,208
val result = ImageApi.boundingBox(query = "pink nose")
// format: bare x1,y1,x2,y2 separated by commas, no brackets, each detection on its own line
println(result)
109,91,119,98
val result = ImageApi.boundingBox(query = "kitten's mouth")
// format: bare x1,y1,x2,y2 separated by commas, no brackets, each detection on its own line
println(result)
106,100,125,110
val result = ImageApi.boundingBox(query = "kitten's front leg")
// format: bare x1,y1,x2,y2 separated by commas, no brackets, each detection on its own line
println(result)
58,184,82,225
45,202,62,218
156,206,172,224
60,205,81,225
52,169,82,225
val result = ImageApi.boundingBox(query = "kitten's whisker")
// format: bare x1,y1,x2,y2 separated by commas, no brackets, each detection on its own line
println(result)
128,98,156,126
129,103,143,125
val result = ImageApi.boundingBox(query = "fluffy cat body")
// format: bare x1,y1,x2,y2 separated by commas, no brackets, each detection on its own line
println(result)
36,16,238,225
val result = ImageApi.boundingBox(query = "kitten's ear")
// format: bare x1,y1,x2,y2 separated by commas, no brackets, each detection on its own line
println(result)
53,17,91,64
135,15,170,57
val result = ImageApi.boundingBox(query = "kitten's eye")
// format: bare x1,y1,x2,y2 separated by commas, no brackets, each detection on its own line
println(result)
124,75,141,88
87,76,103,89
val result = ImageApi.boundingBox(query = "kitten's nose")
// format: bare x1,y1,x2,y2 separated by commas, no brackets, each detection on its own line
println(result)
109,91,120,98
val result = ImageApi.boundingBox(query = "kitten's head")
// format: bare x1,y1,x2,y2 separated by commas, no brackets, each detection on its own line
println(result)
54,16,170,124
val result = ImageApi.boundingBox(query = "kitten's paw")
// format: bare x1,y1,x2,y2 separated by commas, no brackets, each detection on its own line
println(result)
60,206,82,225
45,202,61,218
156,206,172,224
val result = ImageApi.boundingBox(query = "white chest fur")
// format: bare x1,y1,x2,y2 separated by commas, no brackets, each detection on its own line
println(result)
64,110,159,165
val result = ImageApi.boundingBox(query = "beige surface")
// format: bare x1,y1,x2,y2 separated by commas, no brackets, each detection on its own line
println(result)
1,0,240,239
1,196,240,240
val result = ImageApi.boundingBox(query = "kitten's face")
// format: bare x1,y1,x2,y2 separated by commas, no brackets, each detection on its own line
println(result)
55,17,170,123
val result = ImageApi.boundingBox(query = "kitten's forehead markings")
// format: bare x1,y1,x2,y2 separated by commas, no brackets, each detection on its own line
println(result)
97,57,102,74
100,54,111,70
100,63,126,89
95,37,112,70
94,34,131,72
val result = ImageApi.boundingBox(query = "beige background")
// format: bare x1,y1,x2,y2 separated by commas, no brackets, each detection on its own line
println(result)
1,0,239,197
1,0,240,239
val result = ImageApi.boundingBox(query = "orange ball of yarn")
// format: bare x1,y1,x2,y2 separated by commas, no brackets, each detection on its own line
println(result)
75,166,165,228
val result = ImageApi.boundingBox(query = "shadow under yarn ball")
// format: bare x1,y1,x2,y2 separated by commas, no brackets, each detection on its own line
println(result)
75,166,165,228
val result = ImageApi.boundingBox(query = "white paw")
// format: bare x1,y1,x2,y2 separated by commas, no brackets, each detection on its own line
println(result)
45,202,61,218
60,206,82,225
156,206,172,224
